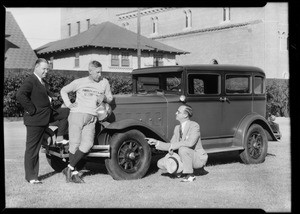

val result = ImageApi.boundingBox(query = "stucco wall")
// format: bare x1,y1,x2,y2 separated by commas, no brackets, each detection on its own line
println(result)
45,47,177,72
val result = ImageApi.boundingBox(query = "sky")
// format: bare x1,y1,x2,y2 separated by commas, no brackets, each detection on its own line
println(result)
6,7,61,49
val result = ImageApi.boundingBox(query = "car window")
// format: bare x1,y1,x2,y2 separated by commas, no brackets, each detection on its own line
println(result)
166,76,181,92
225,75,251,94
137,77,159,92
188,73,220,95
137,73,182,93
254,76,265,94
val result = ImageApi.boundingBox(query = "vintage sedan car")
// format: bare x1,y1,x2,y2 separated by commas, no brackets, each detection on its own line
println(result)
42,65,278,180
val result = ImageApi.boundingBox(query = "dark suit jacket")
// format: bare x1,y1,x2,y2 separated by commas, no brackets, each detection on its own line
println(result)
17,74,54,126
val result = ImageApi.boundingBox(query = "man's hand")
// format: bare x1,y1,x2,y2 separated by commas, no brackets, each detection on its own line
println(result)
145,137,158,145
97,94,106,104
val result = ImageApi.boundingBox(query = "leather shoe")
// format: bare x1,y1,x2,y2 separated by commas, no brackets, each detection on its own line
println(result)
62,167,72,183
28,179,42,184
71,174,85,183
181,174,196,182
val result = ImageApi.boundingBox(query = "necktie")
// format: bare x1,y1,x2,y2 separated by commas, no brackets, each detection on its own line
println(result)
179,125,183,140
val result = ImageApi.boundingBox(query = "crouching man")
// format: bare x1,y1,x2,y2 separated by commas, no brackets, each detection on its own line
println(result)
146,105,208,182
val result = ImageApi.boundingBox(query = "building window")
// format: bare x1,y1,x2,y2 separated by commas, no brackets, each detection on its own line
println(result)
75,52,80,67
279,32,288,51
77,21,80,34
68,23,71,36
223,7,230,22
121,52,129,67
49,57,54,69
87,19,90,29
111,53,120,66
153,53,163,66
151,17,158,34
184,10,192,28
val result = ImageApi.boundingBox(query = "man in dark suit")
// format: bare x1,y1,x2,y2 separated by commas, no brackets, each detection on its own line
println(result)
16,58,69,184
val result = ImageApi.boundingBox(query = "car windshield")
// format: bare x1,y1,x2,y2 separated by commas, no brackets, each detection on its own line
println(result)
135,72,182,94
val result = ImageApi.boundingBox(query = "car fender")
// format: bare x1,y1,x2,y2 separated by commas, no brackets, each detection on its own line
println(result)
233,113,278,147
97,119,167,145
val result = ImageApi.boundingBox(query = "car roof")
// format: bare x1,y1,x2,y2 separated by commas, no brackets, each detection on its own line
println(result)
132,64,265,76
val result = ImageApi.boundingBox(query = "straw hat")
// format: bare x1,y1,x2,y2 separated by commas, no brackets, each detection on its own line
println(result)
165,153,183,174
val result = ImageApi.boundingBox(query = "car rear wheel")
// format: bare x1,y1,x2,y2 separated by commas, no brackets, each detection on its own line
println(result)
240,124,268,164
105,129,151,180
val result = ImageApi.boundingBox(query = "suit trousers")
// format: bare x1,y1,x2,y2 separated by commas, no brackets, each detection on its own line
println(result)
24,125,47,181
178,147,208,174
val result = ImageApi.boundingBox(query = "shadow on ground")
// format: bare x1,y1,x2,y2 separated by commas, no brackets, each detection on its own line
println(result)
59,151,246,179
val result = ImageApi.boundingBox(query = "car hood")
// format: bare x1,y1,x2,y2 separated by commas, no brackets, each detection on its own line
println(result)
112,93,181,105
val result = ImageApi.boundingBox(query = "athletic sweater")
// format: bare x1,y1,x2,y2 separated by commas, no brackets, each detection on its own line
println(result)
60,76,113,116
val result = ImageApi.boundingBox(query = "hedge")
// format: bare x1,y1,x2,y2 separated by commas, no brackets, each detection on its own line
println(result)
3,70,289,117
3,69,132,117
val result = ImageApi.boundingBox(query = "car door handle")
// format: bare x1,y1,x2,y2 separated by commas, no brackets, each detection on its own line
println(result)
220,97,230,103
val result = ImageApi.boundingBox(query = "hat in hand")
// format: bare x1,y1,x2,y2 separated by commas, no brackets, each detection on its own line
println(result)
165,153,183,174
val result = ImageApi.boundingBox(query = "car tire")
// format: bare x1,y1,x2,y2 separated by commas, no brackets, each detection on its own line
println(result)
105,129,151,180
240,124,268,164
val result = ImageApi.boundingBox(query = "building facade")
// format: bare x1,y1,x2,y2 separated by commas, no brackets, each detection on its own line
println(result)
36,22,186,72
60,4,289,78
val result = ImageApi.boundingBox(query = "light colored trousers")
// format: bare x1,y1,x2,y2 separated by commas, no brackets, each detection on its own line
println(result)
158,147,208,174
68,112,97,154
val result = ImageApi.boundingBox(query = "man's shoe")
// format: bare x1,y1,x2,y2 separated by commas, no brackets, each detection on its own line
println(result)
62,167,72,183
71,174,85,183
56,139,69,145
176,172,184,178
28,179,42,184
181,174,196,182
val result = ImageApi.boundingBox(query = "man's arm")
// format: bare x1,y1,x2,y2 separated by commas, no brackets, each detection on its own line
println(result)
103,79,113,103
16,79,36,115
60,81,76,108
171,122,200,150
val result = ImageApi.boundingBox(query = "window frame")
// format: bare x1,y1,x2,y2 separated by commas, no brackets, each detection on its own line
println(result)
111,52,120,67
253,75,265,95
121,52,130,67
153,53,164,67
74,52,80,68
87,19,90,29
225,74,252,95
68,23,71,37
187,73,221,96
77,21,80,34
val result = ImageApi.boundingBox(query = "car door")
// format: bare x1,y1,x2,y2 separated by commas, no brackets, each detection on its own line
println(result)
184,71,224,149
220,72,253,137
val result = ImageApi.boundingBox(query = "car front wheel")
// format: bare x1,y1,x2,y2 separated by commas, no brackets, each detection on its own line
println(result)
105,129,151,180
240,124,268,164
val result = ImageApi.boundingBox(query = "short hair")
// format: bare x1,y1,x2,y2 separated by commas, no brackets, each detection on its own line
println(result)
182,104,193,118
89,60,102,68
35,58,49,67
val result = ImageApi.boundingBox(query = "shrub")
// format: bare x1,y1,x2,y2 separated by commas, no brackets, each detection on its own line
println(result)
3,69,132,117
266,79,289,117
